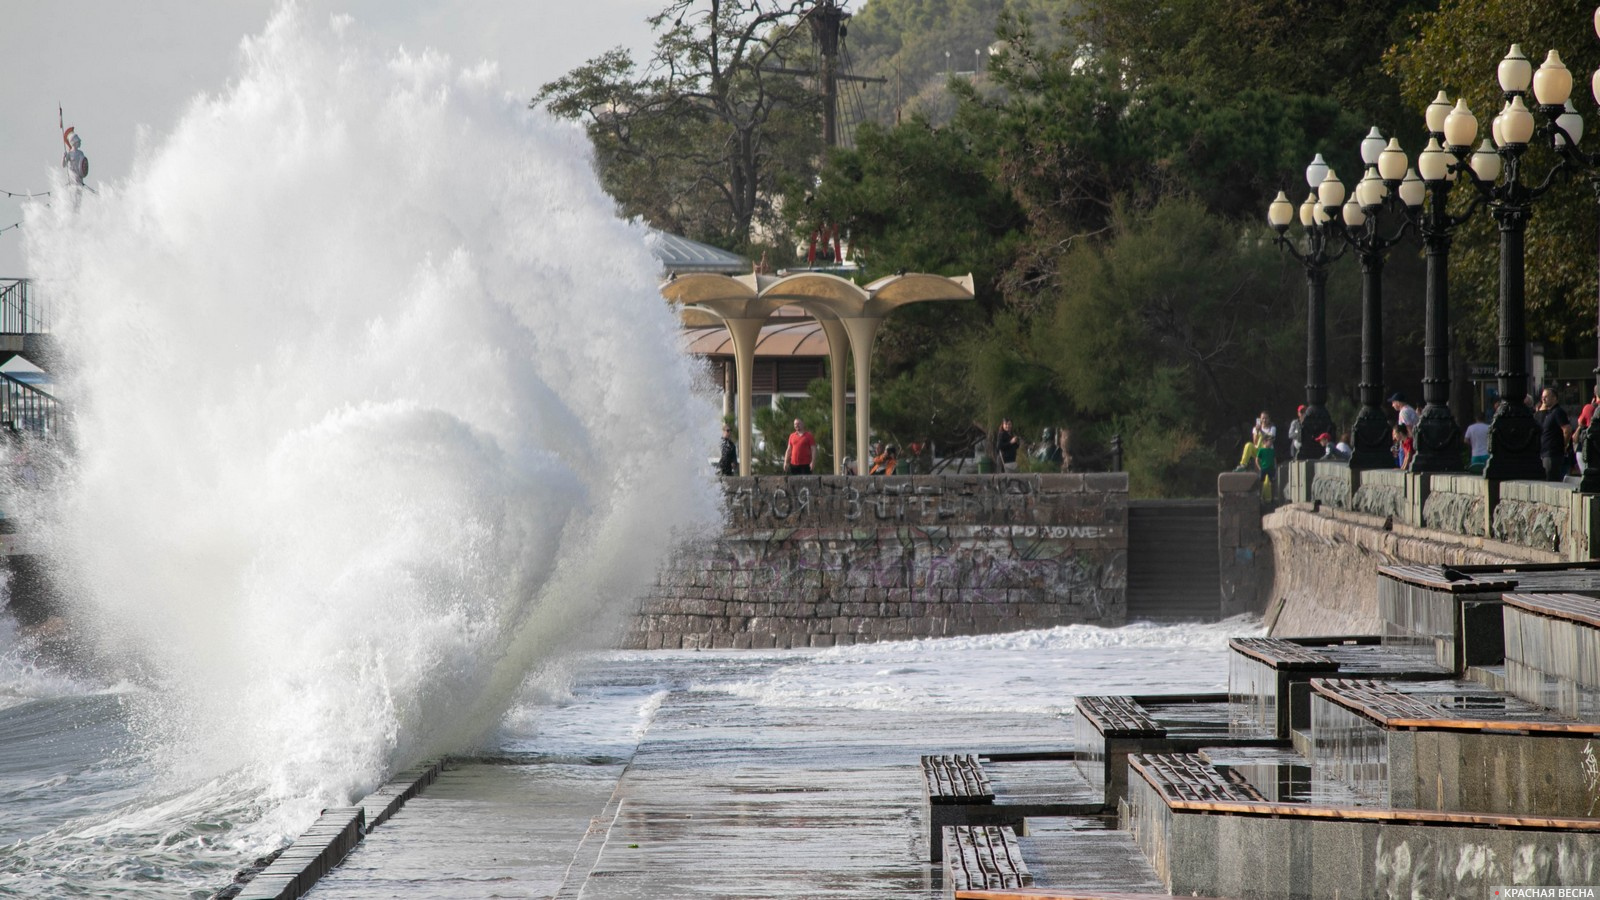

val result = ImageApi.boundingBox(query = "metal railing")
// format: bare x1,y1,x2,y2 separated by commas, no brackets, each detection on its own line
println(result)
0,278,48,335
0,371,60,438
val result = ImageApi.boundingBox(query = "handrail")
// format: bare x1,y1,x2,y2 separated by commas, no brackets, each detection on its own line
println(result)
0,371,60,437
0,278,47,335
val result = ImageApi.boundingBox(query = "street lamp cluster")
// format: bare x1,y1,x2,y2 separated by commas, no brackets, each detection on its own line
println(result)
1268,9,1600,483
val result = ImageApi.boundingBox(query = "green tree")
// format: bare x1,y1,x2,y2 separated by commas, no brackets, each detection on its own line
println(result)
959,12,1363,309
843,0,1066,128
535,0,823,248
1033,196,1305,495
802,116,1026,371
1073,0,1431,133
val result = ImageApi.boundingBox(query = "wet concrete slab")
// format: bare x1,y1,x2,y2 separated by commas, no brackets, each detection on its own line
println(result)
307,759,625,899
572,690,1072,899
313,671,1073,899
1018,817,1166,895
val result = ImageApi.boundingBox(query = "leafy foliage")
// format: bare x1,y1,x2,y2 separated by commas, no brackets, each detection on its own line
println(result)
842,0,1065,126
535,0,823,248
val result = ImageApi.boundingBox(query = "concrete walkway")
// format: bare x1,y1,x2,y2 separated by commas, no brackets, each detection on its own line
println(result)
309,667,1072,899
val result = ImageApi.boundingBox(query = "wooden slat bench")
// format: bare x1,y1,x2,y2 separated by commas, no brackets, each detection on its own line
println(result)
942,825,1032,895
1502,592,1600,629
1075,696,1164,738
922,753,1103,863
953,883,1196,890
1228,637,1337,670
924,754,996,804
1310,678,1600,735
1127,751,1600,828
1376,563,1519,593
1128,753,1262,805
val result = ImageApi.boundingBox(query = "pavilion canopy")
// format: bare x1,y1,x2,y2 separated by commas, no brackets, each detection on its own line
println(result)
662,271,974,476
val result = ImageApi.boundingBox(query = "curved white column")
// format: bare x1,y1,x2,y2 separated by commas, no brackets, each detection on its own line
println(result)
842,316,885,478
816,317,850,474
723,317,765,477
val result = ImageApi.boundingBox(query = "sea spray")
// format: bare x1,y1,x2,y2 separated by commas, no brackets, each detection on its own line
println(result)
16,0,721,847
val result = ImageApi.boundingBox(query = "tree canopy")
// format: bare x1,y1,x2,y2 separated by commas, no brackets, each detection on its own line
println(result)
535,0,823,248
548,0,1600,495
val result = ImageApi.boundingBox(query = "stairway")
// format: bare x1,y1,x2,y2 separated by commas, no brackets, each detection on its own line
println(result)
1126,500,1220,621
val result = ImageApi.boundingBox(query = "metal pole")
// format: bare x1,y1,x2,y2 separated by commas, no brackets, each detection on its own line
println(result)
1411,184,1465,472
1297,230,1334,459
1484,199,1543,480
1348,243,1394,469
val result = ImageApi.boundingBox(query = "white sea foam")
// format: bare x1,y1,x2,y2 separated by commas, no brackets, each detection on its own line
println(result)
693,617,1261,716
12,0,720,852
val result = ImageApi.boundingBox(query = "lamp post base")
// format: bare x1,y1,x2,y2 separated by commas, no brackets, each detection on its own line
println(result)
1348,404,1396,470
1410,403,1465,473
1483,401,1545,482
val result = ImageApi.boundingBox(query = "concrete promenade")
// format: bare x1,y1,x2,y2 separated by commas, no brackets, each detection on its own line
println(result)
307,661,1073,899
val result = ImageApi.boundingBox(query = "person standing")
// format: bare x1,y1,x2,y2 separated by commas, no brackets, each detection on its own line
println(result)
994,418,1021,472
1389,393,1419,432
1393,423,1414,470
785,418,816,475
1288,405,1306,459
718,423,738,476
1537,388,1572,481
1576,387,1598,473
1253,413,1277,501
1463,410,1490,472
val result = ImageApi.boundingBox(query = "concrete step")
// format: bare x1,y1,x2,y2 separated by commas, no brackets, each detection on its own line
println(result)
1014,819,1165,896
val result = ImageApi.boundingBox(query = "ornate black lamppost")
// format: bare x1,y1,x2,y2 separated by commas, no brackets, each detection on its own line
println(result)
1333,132,1424,469
1527,13,1600,490
1439,44,1578,481
1397,95,1490,473
1268,156,1347,459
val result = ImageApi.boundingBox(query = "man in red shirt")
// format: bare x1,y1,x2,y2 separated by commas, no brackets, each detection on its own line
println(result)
785,418,816,475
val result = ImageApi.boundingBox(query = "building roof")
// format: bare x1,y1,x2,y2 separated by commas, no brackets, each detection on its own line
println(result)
647,232,750,275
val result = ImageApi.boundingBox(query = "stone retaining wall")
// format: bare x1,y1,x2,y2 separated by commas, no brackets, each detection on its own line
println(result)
1268,461,1600,636
622,474,1130,649
1263,505,1553,637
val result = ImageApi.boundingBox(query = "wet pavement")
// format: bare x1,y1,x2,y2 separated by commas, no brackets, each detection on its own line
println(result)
308,662,1073,899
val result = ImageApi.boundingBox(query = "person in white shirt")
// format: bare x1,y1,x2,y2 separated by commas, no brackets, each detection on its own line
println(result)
1389,393,1419,431
1463,409,1490,471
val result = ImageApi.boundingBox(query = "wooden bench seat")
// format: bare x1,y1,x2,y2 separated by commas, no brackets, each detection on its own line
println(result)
1228,637,1337,670
924,754,996,804
1075,696,1163,738
942,825,1032,893
1377,563,1520,593
953,883,1196,890
1311,678,1600,735
1128,753,1261,805
1502,592,1600,629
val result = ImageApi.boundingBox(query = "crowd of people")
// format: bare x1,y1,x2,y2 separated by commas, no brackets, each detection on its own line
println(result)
714,415,1072,477
716,387,1600,483
1232,385,1600,499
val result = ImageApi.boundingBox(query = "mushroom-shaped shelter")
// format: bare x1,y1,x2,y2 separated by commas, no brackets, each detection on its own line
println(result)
661,271,975,476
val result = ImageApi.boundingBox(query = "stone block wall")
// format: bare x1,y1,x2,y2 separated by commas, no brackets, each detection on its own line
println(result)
622,473,1129,649
1263,505,1555,637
